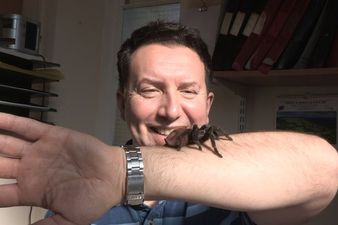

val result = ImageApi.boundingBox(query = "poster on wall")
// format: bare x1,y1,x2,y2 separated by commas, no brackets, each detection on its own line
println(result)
275,94,338,147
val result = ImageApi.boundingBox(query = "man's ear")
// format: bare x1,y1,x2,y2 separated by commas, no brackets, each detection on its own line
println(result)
205,91,214,124
116,89,126,121
206,91,214,115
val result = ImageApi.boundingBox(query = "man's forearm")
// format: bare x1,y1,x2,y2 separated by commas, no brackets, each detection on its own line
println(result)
140,131,338,215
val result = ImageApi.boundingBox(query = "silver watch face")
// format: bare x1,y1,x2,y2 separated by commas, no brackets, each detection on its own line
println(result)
127,193,144,205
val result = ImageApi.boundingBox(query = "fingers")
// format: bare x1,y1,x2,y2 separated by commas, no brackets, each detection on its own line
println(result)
0,113,49,141
0,157,19,178
0,183,20,207
0,134,30,158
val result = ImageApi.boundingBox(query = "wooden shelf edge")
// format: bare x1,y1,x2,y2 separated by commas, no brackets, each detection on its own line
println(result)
212,68,338,86
0,62,64,81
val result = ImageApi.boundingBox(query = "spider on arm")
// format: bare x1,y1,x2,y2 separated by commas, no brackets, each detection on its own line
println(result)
165,124,232,158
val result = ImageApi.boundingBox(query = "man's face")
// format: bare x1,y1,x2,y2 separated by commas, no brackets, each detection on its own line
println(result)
117,43,214,146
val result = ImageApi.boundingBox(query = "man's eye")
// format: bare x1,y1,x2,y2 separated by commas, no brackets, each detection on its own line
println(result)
181,89,198,98
140,89,160,98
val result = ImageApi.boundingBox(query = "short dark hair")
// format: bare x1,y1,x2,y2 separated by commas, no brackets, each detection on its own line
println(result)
117,21,211,91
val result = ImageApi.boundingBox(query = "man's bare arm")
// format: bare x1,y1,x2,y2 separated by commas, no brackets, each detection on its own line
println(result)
142,132,338,225
0,113,337,225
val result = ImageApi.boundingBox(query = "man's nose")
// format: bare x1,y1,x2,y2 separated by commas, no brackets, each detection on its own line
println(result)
158,92,181,121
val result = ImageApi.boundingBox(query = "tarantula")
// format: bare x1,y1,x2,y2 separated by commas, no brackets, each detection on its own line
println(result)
164,124,232,158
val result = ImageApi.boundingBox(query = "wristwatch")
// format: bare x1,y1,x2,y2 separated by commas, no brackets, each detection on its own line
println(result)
123,145,144,205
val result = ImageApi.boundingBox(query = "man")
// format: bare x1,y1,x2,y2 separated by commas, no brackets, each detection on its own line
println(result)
0,21,337,225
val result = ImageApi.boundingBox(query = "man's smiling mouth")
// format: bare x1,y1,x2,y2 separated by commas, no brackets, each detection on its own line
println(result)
151,127,176,136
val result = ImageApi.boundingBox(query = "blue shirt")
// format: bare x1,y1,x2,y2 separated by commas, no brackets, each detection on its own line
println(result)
90,200,255,225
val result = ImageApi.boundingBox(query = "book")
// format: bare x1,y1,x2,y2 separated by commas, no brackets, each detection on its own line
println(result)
326,29,338,67
217,0,257,70
219,0,268,70
239,0,267,39
232,0,281,71
244,0,297,70
258,0,311,74
293,0,334,68
274,0,326,69
307,0,338,68
212,0,242,70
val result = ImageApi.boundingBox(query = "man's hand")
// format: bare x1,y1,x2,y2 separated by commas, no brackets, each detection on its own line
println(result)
0,113,125,225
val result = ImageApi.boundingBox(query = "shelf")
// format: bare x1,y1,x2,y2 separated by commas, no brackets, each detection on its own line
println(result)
0,63,61,123
0,100,57,112
0,62,64,81
212,68,338,87
0,84,58,97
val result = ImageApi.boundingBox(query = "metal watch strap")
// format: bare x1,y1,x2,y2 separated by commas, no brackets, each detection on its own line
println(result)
123,145,144,205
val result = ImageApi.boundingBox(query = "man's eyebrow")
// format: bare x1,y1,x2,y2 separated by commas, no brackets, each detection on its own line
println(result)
135,78,200,88
136,78,163,87
138,77,159,83
179,81,200,88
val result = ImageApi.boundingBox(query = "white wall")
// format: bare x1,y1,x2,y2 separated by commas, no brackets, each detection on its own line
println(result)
22,0,123,143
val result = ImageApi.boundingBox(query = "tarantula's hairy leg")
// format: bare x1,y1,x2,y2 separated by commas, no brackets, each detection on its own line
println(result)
213,126,232,141
209,133,223,158
191,138,203,150
190,124,204,150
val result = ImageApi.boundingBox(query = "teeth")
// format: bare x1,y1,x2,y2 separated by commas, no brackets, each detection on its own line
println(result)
153,128,175,135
